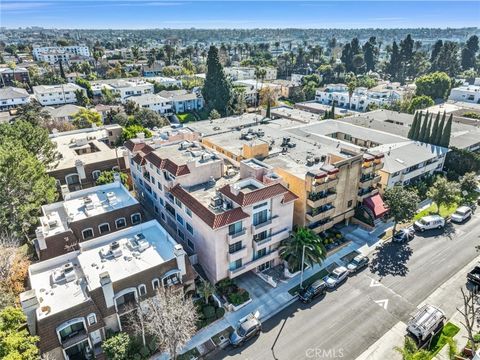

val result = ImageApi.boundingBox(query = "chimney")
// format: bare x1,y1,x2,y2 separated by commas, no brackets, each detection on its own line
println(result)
122,149,130,169
75,159,86,180
35,227,47,251
173,244,187,277
20,290,39,335
99,271,114,308
231,184,240,196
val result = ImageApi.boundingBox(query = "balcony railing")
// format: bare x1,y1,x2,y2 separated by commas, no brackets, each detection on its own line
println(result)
229,250,279,278
227,246,248,262
306,206,336,223
357,187,379,202
307,192,337,208
251,215,279,234
253,228,289,252
311,178,339,192
359,174,381,189
308,218,334,233
60,328,88,349
226,228,247,244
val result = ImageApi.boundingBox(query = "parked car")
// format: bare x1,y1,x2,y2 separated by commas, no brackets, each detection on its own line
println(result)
413,215,445,232
346,255,369,274
451,206,472,223
298,280,327,303
467,265,480,287
229,311,261,347
407,304,445,342
392,227,415,243
323,266,349,289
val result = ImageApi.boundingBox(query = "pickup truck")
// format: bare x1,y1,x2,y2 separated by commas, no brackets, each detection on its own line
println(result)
467,266,480,286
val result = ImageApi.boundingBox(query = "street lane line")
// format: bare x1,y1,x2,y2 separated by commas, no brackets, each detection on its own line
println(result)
374,299,389,310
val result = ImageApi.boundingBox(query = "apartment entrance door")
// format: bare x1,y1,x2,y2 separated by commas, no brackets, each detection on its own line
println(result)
257,260,272,272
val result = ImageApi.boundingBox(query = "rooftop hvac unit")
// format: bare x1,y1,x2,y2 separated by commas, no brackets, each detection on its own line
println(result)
52,262,76,283
257,129,265,137
210,195,223,209
110,241,122,258
129,233,149,252
106,191,118,206
306,157,315,166
47,214,59,228
75,137,88,147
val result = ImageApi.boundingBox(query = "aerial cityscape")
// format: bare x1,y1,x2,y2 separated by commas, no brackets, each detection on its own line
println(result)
1,1,480,360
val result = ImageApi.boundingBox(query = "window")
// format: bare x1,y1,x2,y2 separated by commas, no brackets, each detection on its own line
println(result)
87,313,97,326
229,241,243,254
187,238,195,250
230,259,242,271
253,209,268,226
92,170,101,180
152,278,160,290
185,207,192,217
177,230,185,241
176,214,184,226
160,212,166,221
58,320,86,342
253,202,268,210
154,205,159,214
115,218,126,229
186,223,193,234
98,223,110,234
229,221,243,235
175,197,182,208
131,213,142,225
138,284,147,297
157,182,163,191
159,197,165,206
347,200,353,208
82,228,94,240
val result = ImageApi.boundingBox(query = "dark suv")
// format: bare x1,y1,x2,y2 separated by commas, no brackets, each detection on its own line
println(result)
298,280,327,303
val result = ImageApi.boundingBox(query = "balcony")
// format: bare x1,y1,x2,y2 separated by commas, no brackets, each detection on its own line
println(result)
251,215,279,235
305,206,335,223
373,161,384,171
226,228,248,244
311,178,339,192
307,192,337,208
357,188,379,202
228,246,248,262
309,219,334,234
359,174,381,189
253,228,289,252
60,328,88,349
229,250,279,278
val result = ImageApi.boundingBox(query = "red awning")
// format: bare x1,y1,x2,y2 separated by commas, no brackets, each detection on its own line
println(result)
363,193,388,218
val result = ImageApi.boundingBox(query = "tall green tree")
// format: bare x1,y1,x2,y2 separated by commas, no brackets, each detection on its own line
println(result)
415,72,452,100
435,111,447,146
430,40,443,63
408,112,419,140
202,46,233,116
461,35,479,70
0,120,58,167
427,177,460,213
460,172,478,194
75,89,90,107
430,112,441,145
424,113,433,143
431,41,460,77
418,112,429,142
440,113,453,147
384,186,419,234
0,307,39,360
279,227,326,273
362,37,377,72
15,101,52,127
386,41,401,80
72,108,102,129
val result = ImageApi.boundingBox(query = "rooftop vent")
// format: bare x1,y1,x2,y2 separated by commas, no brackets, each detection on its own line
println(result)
100,241,123,259
52,262,76,284
128,233,149,252
106,191,118,206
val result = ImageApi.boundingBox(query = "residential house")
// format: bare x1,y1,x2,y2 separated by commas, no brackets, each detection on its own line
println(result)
0,67,30,87
0,86,30,110
157,90,204,113
91,78,154,103
33,84,87,106
21,220,195,360
127,93,173,115
125,139,297,283
34,180,143,260
45,104,85,122
449,85,480,104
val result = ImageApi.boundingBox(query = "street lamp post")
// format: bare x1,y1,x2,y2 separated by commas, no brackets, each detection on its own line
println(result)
299,244,306,289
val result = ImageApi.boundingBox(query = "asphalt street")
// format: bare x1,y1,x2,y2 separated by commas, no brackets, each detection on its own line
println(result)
211,213,480,360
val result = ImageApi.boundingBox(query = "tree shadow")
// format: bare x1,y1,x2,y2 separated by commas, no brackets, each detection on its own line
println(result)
369,241,413,279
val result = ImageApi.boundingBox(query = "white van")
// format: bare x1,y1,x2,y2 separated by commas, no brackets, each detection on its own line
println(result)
407,304,445,342
413,215,445,232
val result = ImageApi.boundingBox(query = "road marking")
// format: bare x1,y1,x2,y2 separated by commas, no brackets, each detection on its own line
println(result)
370,279,382,287
374,299,389,310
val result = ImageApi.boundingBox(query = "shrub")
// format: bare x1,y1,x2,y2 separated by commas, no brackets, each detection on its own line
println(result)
203,305,216,319
216,307,225,319
140,346,150,358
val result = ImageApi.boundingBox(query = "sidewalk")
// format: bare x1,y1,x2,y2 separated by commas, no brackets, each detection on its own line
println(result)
167,238,372,359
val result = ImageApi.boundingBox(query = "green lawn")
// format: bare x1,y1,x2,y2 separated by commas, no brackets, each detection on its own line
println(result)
428,322,460,357
414,203,458,220
288,268,329,296
177,112,196,123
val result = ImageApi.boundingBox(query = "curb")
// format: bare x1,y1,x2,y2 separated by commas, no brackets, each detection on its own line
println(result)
260,295,298,323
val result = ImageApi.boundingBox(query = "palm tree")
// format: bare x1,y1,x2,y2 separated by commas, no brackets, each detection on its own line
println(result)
347,78,357,109
394,337,431,360
197,280,216,305
279,227,326,273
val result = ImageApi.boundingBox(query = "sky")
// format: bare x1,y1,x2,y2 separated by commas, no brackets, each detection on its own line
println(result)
1,0,479,29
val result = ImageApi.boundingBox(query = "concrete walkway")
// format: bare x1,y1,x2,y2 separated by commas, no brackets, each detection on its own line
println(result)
165,239,376,359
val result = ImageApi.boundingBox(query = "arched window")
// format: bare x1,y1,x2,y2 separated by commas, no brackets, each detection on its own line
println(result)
98,223,110,234
152,278,160,290
138,284,147,297
82,228,94,240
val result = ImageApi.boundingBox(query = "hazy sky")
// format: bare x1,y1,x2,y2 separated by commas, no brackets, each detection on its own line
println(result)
1,0,479,29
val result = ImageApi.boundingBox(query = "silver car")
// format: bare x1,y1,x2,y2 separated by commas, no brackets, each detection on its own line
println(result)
323,266,349,289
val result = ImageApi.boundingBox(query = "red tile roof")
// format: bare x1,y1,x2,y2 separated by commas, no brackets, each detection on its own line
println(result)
132,153,145,165
124,140,155,155
170,184,249,229
219,182,295,206
141,152,191,177
282,191,298,204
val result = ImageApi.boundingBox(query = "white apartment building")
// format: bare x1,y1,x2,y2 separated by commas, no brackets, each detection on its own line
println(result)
127,93,173,115
142,76,181,88
224,66,277,81
33,83,87,106
125,139,296,283
449,85,480,104
315,83,404,111
32,46,91,64
0,86,30,110
91,79,154,103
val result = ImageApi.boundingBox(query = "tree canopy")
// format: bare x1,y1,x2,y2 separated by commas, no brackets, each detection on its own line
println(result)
383,187,419,233
72,108,102,129
0,306,39,360
415,72,451,100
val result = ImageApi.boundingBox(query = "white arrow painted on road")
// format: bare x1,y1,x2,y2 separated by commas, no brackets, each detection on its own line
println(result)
374,299,389,310
370,279,382,287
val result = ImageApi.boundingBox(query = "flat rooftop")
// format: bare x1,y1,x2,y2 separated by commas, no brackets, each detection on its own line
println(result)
29,220,178,319
186,113,263,136
49,125,122,170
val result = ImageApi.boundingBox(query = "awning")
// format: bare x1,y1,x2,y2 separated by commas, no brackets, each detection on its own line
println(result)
363,193,388,218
